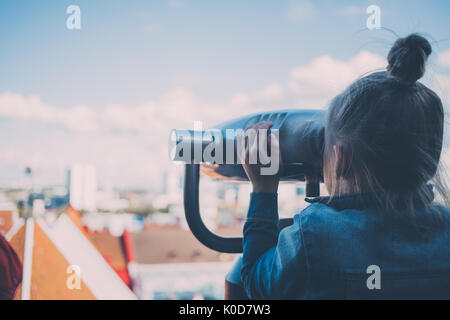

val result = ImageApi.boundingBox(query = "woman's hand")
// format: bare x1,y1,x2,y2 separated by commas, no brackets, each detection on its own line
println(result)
238,121,281,193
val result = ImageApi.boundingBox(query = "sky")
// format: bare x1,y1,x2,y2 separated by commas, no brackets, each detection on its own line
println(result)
1,0,450,189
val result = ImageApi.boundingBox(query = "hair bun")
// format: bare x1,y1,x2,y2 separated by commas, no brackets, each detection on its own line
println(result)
387,34,432,83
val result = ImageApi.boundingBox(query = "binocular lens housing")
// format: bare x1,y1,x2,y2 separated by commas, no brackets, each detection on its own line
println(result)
169,109,325,182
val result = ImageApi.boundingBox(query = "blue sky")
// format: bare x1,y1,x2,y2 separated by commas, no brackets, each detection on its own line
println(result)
1,0,450,188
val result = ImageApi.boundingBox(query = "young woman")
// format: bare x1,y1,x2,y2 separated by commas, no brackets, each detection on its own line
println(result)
240,34,450,299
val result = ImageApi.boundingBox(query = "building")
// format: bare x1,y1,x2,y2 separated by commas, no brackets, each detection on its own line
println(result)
0,193,19,236
67,164,97,212
128,225,237,299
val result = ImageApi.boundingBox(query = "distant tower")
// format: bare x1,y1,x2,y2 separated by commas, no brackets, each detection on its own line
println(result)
24,166,33,193
67,164,97,211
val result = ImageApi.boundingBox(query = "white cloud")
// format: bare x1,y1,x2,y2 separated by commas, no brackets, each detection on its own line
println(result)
427,72,450,148
0,92,97,133
0,88,232,188
2,49,450,188
288,51,386,106
230,83,285,107
438,50,450,68
431,73,450,103
0,51,388,138
425,70,450,118
0,88,230,135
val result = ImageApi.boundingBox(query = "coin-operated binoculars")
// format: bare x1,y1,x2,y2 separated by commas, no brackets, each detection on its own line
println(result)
169,109,325,299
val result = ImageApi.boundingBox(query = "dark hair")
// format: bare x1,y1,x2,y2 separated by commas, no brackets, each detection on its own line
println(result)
325,33,448,219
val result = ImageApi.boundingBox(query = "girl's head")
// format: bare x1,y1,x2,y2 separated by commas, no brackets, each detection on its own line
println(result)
324,34,448,213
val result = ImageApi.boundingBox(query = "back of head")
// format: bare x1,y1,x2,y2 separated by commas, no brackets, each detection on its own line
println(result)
325,33,447,216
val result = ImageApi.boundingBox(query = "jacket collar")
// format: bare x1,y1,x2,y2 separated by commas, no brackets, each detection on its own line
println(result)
305,185,435,211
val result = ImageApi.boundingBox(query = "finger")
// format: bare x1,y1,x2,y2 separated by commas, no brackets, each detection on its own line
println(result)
237,133,250,164
244,124,256,151
254,121,270,131
254,121,265,130
259,121,273,130
258,126,269,163
249,130,259,164
245,123,256,133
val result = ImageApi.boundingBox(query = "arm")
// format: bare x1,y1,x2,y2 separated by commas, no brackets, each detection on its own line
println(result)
239,121,308,299
241,192,308,299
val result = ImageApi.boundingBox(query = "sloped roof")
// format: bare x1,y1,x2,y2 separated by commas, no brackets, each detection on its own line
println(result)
0,210,14,236
8,221,96,300
89,232,127,271
7,214,136,300
66,205,89,236
131,227,236,264
65,207,130,285
49,215,136,299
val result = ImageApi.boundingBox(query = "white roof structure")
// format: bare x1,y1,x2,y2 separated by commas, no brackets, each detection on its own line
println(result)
47,214,137,300
7,214,136,300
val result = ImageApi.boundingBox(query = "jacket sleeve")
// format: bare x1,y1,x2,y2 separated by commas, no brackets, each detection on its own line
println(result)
241,192,309,299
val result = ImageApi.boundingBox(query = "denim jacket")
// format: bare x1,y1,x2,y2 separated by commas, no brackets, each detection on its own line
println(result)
241,192,450,299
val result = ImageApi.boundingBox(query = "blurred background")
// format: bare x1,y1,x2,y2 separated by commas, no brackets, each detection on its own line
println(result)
0,0,449,299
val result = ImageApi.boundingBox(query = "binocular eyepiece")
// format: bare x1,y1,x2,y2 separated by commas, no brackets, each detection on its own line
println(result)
169,109,325,183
